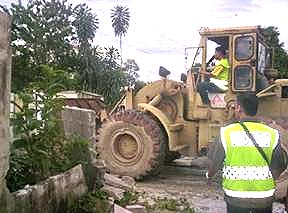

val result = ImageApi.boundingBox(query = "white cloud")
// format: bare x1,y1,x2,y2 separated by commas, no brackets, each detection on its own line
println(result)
21,0,288,82
118,0,288,82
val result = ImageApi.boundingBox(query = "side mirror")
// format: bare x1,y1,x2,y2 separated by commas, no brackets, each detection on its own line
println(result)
159,66,171,78
181,73,187,83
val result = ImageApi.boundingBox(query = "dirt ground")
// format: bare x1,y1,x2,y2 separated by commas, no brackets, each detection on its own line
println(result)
135,165,286,213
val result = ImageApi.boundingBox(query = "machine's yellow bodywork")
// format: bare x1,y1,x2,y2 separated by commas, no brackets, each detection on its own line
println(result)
118,26,288,155
100,26,288,201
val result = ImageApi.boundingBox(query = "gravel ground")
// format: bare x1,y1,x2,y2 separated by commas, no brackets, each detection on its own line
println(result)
135,166,287,213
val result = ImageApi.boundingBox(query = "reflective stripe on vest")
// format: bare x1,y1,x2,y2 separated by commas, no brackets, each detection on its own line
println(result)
220,121,279,198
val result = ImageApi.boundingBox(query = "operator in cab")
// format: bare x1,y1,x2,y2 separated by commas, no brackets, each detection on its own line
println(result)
197,46,230,105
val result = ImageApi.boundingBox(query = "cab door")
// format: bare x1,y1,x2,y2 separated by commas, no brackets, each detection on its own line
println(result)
232,33,257,92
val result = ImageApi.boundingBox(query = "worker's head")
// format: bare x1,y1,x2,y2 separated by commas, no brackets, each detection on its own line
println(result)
214,46,226,60
235,92,258,118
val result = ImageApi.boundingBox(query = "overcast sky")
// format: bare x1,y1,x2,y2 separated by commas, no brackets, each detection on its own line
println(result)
3,0,288,82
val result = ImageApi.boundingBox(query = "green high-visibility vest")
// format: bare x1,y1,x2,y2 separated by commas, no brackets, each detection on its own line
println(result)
216,58,229,81
220,121,279,198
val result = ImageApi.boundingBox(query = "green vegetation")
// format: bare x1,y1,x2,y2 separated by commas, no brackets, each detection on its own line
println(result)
143,196,198,213
261,26,288,78
68,190,140,213
0,0,141,194
5,0,138,105
68,191,111,213
157,197,178,211
6,66,91,192
111,5,130,63
115,191,139,207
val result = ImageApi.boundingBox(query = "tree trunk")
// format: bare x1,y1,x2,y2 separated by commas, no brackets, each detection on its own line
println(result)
120,36,123,66
0,11,12,212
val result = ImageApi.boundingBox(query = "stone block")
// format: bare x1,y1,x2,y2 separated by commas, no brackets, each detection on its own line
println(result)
113,204,133,213
61,106,96,142
102,184,125,200
125,204,146,213
125,204,147,213
104,173,132,191
121,176,136,187
12,164,87,213
173,157,195,166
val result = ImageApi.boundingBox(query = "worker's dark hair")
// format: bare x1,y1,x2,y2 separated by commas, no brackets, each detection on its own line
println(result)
215,46,226,56
236,92,258,116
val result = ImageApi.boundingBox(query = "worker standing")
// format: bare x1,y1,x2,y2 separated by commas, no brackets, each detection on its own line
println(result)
206,92,287,213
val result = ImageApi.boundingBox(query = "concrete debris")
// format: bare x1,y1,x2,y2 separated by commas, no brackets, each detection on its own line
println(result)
104,173,133,191
13,164,87,213
113,204,133,213
137,195,156,207
121,176,136,187
102,184,125,200
173,156,210,168
173,157,196,166
125,204,146,213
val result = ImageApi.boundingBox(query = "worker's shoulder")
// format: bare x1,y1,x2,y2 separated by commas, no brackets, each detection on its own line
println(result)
222,118,278,130
219,58,230,68
254,117,281,132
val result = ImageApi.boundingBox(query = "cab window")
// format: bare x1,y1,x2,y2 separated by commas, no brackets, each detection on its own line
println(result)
235,36,254,60
258,42,266,74
234,65,253,90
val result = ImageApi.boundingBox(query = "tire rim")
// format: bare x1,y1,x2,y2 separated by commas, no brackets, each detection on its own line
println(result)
111,128,144,166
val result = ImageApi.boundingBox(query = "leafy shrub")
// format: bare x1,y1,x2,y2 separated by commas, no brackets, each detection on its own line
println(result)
114,191,139,207
62,136,91,170
157,197,177,211
6,65,91,192
6,132,91,192
7,83,66,191
68,191,111,213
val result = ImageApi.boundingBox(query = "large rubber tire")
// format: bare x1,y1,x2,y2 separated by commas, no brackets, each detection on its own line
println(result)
97,110,166,179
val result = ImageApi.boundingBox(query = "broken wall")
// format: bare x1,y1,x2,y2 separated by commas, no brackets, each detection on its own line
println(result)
61,106,96,143
12,165,87,213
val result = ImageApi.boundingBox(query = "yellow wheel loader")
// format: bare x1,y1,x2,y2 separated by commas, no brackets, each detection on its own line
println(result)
97,26,288,206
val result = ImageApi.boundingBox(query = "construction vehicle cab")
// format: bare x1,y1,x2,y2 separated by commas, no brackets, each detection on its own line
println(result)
97,26,288,205
189,26,275,107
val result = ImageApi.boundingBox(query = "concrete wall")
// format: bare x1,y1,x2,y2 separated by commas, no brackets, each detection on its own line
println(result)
61,106,96,144
8,104,101,213
61,106,106,191
12,164,87,213
0,12,12,212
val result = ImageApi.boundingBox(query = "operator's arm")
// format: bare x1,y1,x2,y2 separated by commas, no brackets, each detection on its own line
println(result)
207,137,225,177
211,65,224,77
200,68,221,78
200,70,212,76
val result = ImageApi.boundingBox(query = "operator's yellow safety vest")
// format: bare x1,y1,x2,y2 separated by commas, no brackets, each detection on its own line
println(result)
220,121,279,198
211,58,229,81
210,58,229,91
